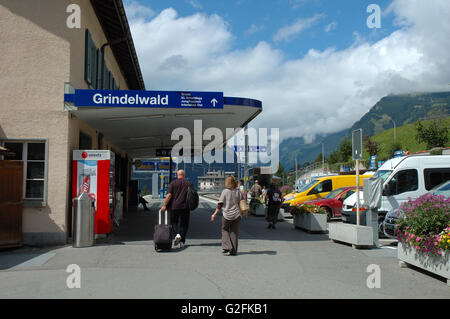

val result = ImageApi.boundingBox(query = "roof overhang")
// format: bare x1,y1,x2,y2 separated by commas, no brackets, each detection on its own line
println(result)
69,96,262,158
90,0,145,90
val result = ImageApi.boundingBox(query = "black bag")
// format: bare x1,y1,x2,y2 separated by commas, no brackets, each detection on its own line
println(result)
154,209,172,251
186,182,199,211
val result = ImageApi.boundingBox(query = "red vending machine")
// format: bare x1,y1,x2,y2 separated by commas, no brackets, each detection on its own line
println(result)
72,150,115,235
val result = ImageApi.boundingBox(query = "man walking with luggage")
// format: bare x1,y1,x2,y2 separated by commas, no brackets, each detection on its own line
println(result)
161,170,191,248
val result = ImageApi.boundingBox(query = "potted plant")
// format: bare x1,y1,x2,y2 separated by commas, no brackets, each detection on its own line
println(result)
250,198,265,216
291,203,328,233
396,193,450,285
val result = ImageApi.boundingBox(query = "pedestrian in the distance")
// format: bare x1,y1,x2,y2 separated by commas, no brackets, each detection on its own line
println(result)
138,190,150,211
238,180,246,199
250,180,262,199
161,170,191,249
265,183,283,229
211,176,244,256
261,185,268,201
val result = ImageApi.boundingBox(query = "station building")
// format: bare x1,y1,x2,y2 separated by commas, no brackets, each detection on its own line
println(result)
0,0,262,247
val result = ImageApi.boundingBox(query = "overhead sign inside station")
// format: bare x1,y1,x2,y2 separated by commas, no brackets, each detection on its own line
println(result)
64,89,224,109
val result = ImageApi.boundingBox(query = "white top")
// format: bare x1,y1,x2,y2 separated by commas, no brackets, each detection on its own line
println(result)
219,188,243,221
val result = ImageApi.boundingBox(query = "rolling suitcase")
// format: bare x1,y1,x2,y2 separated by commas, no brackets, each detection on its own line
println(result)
154,209,172,251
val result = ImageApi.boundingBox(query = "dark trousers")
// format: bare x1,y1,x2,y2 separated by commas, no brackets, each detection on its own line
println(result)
171,209,190,243
267,204,281,224
222,216,241,253
139,197,149,210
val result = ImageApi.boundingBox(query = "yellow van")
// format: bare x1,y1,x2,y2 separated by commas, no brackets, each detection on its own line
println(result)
282,175,372,209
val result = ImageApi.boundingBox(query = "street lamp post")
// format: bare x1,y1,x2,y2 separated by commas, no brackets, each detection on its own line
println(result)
388,117,396,144
322,143,325,175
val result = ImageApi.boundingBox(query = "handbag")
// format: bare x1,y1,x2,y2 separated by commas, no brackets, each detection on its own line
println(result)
237,190,249,217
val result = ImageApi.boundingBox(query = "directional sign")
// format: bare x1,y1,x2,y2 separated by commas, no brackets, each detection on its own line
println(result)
156,149,172,157
394,150,404,158
233,146,267,152
370,155,377,170
64,89,224,109
134,160,156,171
352,129,363,160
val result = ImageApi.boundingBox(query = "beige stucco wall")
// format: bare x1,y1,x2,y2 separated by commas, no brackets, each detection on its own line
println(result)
0,0,132,245
0,1,71,243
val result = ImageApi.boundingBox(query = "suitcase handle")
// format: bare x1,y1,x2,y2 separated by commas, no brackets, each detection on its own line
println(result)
159,209,168,225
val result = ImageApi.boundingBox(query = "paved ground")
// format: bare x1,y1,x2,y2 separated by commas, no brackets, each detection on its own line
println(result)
0,197,449,299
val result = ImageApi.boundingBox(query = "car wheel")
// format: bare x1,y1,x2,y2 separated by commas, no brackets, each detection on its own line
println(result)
324,207,332,222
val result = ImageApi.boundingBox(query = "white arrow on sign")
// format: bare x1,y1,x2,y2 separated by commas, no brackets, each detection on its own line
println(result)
210,98,218,107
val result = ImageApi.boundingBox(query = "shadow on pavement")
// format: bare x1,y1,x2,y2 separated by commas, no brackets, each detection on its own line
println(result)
106,200,331,245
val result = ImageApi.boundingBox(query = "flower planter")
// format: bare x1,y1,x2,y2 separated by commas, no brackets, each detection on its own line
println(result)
250,204,265,216
398,242,450,286
293,213,327,233
263,207,285,221
329,222,374,249
278,208,285,221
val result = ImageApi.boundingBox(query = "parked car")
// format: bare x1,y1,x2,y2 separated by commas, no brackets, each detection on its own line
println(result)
341,191,367,224
303,187,357,221
342,155,450,234
382,180,450,238
281,174,372,211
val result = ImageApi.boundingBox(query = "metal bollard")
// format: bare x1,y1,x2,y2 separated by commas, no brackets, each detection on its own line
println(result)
72,192,95,248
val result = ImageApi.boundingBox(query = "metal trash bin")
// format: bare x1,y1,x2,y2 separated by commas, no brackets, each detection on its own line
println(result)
72,192,95,248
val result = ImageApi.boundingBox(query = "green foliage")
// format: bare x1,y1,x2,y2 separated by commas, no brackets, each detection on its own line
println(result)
386,141,403,157
397,193,450,256
363,136,380,156
314,152,323,163
339,137,352,162
291,203,327,215
415,119,449,149
141,185,150,196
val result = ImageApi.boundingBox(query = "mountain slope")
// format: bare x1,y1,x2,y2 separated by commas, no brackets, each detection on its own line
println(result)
280,91,450,170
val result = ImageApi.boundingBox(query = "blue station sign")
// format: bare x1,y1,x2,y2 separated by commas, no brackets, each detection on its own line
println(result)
65,89,224,109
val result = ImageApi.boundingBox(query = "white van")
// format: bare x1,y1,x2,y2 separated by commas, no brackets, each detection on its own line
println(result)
342,155,450,224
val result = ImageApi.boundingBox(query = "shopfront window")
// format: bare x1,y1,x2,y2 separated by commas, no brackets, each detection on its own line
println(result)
2,141,47,202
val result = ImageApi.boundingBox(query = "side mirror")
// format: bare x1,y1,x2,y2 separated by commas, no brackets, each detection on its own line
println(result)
308,189,318,195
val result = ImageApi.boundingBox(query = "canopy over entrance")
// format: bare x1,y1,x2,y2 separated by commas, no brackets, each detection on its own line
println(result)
65,89,262,158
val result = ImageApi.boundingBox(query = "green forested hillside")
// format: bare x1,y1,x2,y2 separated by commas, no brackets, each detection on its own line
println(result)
279,91,450,170
366,116,450,162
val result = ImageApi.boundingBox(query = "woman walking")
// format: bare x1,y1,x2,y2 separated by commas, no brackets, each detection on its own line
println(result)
265,183,283,229
211,176,243,256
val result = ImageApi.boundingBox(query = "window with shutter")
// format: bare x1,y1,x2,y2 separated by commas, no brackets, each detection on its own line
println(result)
97,50,103,89
103,61,109,89
85,30,92,85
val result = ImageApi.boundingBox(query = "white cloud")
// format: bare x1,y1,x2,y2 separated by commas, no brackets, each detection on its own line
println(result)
273,14,324,42
324,21,337,32
123,0,155,21
246,24,264,36
187,0,203,10
125,0,450,142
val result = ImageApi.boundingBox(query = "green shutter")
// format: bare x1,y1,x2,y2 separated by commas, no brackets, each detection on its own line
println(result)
85,30,92,85
97,50,103,89
109,72,114,90
103,64,109,89
91,46,97,89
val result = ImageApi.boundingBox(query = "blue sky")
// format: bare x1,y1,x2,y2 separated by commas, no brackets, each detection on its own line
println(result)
123,0,450,141
128,0,398,60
